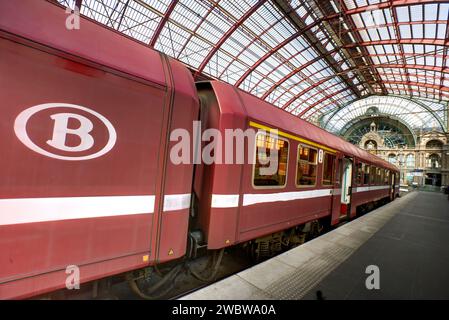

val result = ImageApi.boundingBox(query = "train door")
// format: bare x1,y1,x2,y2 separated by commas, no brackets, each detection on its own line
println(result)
389,170,395,201
340,158,353,220
330,154,342,225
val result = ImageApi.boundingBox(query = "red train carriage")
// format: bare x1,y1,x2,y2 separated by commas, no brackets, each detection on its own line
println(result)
0,0,198,299
0,0,399,299
195,82,399,250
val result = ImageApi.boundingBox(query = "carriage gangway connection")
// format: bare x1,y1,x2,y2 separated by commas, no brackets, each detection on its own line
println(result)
181,191,449,300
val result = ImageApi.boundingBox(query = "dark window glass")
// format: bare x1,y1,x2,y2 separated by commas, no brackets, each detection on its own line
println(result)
364,165,370,185
322,153,336,186
296,145,317,186
356,163,363,185
253,134,289,187
384,169,389,184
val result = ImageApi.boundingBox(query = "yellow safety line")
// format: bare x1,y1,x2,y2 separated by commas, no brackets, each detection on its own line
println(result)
249,121,337,154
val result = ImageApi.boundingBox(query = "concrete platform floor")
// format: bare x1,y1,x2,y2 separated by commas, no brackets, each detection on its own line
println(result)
181,191,449,300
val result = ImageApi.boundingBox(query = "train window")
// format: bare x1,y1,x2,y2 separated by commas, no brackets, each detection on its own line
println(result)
335,158,341,186
356,163,363,185
322,153,336,186
378,168,382,184
384,170,389,184
370,166,375,184
364,165,370,185
253,134,289,188
296,145,317,187
375,168,381,184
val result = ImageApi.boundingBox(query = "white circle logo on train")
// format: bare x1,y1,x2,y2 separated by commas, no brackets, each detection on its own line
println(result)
14,103,117,161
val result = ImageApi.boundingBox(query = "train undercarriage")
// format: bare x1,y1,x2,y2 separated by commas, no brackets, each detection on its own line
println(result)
37,195,394,300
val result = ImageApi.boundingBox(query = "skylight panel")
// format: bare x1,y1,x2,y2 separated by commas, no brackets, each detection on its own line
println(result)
352,14,364,28
359,29,370,42
410,5,423,22
366,45,376,55
330,0,340,13
171,3,201,30
424,23,437,39
399,25,411,39
368,28,380,41
361,11,377,27
396,6,409,23
291,53,308,66
425,44,436,54
424,4,438,21
384,9,393,24
425,55,435,66
294,4,308,19
375,9,387,25
219,0,252,17
355,0,369,8
439,4,449,20
344,0,356,10
378,27,390,40
379,55,389,64
437,24,446,39
412,24,423,38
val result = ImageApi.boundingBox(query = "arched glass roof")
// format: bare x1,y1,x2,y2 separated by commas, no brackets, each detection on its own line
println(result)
341,117,417,147
56,0,449,128
321,95,446,133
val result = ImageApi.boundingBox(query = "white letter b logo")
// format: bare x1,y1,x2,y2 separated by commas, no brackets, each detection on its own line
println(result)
47,113,94,152
14,103,117,161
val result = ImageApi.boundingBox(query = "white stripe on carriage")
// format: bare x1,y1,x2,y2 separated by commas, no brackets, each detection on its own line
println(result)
0,195,155,226
332,189,342,195
211,194,240,208
243,189,333,207
164,194,191,212
354,186,391,193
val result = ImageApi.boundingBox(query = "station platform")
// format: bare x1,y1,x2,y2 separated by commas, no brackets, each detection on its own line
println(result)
181,191,449,300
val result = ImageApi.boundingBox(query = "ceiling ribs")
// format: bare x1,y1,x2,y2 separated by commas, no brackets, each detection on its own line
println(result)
272,0,362,111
